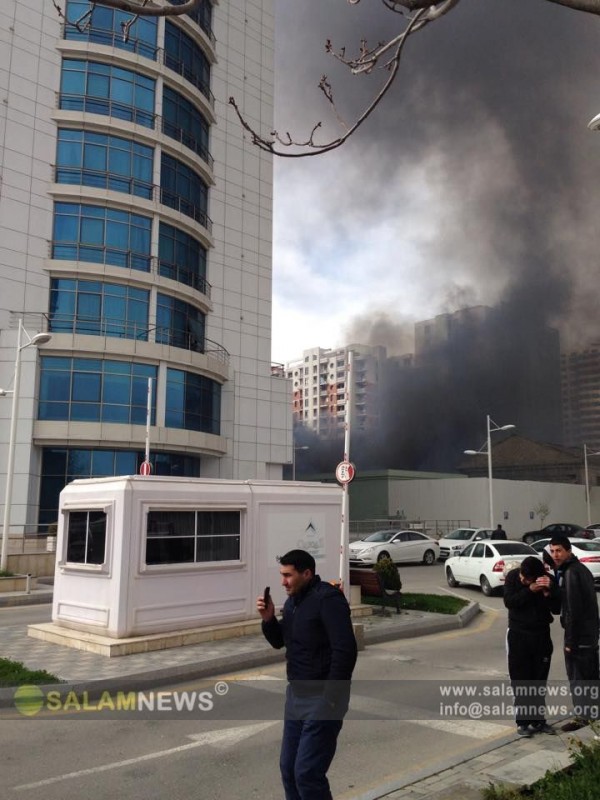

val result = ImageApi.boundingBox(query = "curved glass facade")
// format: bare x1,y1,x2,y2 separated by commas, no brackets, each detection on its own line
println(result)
158,222,208,294
166,368,221,435
39,447,200,526
63,0,158,60
39,356,157,424
164,21,211,101
56,129,154,199
161,154,208,225
60,59,156,128
52,202,152,271
156,293,205,353
168,0,214,41
49,278,149,339
162,86,211,165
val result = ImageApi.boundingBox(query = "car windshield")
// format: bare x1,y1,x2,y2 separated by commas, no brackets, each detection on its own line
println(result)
445,529,474,540
361,531,395,543
493,542,537,555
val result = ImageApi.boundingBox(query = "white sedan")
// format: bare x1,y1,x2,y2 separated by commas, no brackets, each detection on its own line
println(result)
531,537,600,586
445,540,540,596
349,529,440,566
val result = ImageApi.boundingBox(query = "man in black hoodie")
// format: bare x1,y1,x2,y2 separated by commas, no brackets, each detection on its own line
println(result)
549,535,599,726
257,549,357,800
504,555,561,737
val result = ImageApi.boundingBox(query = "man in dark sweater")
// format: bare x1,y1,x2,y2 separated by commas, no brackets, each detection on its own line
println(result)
549,535,599,727
257,549,357,800
504,555,561,737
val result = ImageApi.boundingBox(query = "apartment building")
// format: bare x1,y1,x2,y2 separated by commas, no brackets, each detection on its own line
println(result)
0,0,291,532
285,345,386,436
562,342,600,450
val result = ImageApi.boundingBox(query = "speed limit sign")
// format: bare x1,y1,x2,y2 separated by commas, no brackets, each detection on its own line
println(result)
335,461,356,484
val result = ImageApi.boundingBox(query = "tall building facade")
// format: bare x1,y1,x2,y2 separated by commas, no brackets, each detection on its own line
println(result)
562,342,600,450
0,0,291,531
285,345,386,436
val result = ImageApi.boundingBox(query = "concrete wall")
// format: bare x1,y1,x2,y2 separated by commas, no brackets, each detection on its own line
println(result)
390,478,600,537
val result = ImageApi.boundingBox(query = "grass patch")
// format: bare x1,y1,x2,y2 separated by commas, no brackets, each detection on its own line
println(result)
363,592,468,615
0,569,15,577
0,657,60,687
482,737,600,800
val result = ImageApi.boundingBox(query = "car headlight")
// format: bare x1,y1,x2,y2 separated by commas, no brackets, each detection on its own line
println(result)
360,547,375,555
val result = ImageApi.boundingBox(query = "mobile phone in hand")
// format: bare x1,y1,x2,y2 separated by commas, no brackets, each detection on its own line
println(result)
263,586,271,609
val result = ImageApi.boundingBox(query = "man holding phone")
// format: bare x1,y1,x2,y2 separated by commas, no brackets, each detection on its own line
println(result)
257,549,357,800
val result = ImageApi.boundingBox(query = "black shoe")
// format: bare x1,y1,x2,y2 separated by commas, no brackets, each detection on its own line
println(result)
531,722,556,735
517,725,532,737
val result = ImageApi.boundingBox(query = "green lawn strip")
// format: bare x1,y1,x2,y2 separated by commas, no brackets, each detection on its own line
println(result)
362,592,468,615
0,657,60,687
482,739,600,800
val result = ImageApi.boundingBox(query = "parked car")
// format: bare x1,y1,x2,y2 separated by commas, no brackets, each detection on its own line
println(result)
530,537,600,586
521,523,588,545
445,541,540,596
348,529,439,566
437,528,494,561
585,522,600,537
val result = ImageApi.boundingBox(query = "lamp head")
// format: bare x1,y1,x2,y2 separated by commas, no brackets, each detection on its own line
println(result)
464,450,479,455
500,424,515,431
31,332,52,346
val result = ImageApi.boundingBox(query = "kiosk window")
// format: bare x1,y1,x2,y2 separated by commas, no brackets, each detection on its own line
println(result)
146,510,240,564
66,510,107,564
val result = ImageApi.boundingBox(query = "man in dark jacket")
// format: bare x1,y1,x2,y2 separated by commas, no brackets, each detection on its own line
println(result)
492,524,508,540
257,549,357,800
549,535,599,726
504,556,561,737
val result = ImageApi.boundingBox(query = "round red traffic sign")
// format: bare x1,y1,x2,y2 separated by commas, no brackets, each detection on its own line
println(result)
140,460,152,476
335,461,356,484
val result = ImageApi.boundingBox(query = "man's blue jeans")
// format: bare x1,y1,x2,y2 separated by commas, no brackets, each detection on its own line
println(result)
280,686,345,800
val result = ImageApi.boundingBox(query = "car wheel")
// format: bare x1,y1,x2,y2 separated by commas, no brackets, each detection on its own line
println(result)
480,575,493,596
446,568,459,588
377,551,390,562
423,549,436,566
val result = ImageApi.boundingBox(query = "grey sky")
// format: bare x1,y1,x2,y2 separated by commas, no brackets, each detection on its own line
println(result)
271,0,600,363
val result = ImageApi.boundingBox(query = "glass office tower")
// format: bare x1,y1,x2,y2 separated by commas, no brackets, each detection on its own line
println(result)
0,0,291,531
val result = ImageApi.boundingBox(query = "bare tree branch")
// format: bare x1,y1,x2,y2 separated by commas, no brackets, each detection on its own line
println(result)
54,0,202,19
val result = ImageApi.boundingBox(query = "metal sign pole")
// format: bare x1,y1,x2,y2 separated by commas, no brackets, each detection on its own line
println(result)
338,349,353,593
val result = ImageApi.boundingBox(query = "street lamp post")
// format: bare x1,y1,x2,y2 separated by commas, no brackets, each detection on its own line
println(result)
465,415,515,531
584,444,600,527
1,320,52,571
292,445,309,481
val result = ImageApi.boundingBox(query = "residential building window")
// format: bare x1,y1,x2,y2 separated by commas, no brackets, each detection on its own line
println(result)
156,293,205,353
52,202,152,272
165,368,221,435
49,278,149,340
158,223,208,294
63,1,158,60
39,356,157,424
146,509,240,565
161,154,209,227
164,21,211,102
56,129,154,199
66,510,107,565
60,59,156,128
39,448,200,527
162,86,211,165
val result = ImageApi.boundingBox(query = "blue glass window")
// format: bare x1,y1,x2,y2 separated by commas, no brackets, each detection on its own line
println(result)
63,0,158,59
164,22,211,103
39,447,200,527
57,129,154,199
52,202,152,271
39,356,157,424
162,87,211,166
166,369,220,434
156,294,205,353
60,59,156,128
158,222,208,293
160,154,208,226
49,278,149,339
168,0,213,41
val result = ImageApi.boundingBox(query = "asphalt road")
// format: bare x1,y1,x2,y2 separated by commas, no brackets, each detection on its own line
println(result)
2,562,574,800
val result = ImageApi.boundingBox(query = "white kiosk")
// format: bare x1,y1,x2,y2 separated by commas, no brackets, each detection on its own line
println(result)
49,476,344,640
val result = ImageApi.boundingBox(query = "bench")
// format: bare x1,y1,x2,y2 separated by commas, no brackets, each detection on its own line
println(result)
349,569,402,616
